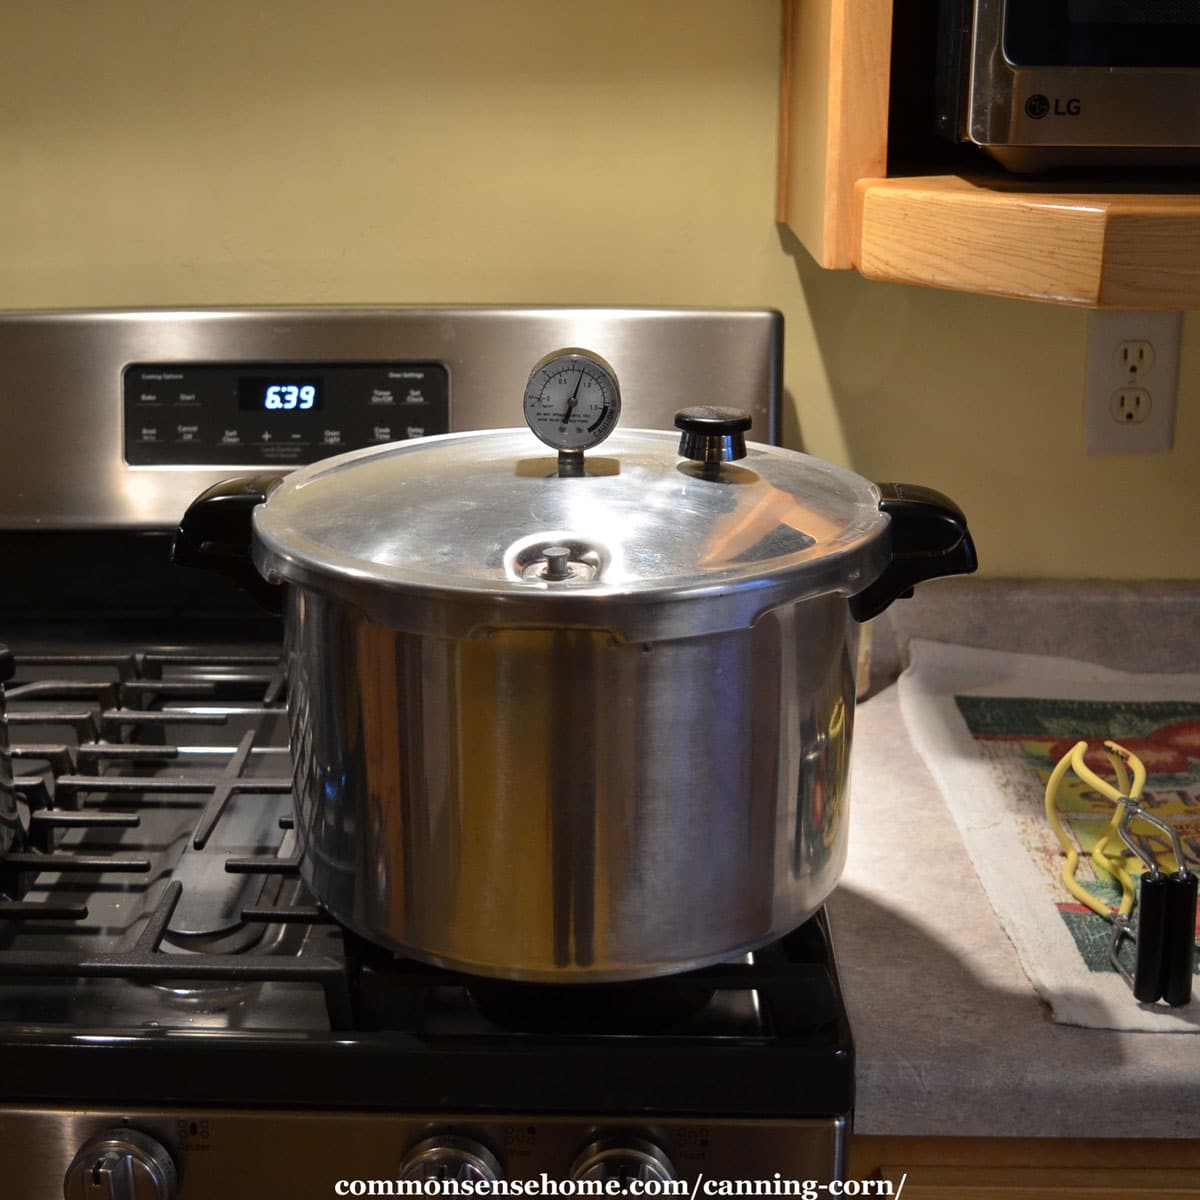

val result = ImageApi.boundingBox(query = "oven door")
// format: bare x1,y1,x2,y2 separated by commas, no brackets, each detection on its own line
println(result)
952,0,1200,167
1006,0,1200,69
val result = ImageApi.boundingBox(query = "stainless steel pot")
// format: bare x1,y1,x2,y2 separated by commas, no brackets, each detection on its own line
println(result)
175,413,975,982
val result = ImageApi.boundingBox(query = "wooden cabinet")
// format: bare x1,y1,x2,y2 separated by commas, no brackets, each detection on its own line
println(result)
775,1,1200,308
851,1136,1200,1199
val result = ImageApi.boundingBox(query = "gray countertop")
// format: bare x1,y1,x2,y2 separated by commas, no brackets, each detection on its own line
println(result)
832,586,1200,1141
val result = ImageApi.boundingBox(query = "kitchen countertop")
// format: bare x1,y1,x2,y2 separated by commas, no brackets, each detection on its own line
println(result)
831,581,1200,1141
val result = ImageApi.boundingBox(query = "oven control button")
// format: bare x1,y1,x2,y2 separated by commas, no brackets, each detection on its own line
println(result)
398,1135,503,1185
63,1127,177,1200
570,1137,676,1186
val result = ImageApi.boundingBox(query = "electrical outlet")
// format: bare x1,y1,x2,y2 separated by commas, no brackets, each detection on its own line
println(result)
1110,388,1151,424
1084,311,1183,454
1115,340,1154,378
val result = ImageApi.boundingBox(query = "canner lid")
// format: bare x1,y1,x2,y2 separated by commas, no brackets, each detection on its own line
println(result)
251,428,891,641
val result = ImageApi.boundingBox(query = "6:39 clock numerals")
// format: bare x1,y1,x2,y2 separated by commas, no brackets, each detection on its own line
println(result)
264,384,316,411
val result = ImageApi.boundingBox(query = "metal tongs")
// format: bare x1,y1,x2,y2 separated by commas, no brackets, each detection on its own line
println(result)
1046,740,1198,1007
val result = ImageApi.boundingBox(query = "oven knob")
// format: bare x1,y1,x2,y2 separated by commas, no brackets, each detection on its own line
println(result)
399,1135,503,1184
63,1128,177,1200
571,1137,676,1186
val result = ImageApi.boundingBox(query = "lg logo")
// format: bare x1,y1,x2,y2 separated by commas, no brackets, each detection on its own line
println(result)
1026,94,1081,119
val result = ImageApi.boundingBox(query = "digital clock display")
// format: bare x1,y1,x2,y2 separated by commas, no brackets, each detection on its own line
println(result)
237,376,324,412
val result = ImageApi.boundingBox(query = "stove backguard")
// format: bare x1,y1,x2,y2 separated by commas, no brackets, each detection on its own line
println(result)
0,306,781,529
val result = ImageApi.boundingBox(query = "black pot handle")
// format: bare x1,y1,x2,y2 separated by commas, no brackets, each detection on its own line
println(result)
848,483,978,622
172,474,286,612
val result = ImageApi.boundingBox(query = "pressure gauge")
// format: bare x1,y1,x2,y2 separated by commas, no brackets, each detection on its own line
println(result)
523,348,621,452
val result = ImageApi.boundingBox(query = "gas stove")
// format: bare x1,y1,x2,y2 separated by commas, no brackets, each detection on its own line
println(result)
0,308,852,1198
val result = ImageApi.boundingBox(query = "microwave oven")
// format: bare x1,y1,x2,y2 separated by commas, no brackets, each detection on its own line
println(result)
937,0,1200,171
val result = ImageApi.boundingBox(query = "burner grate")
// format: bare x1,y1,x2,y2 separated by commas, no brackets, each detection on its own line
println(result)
0,648,351,1028
0,878,353,1027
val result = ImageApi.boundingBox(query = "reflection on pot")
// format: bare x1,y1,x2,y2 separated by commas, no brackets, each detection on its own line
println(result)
285,587,856,982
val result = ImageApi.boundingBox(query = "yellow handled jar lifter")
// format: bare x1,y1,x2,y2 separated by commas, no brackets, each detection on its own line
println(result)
1046,740,1198,1007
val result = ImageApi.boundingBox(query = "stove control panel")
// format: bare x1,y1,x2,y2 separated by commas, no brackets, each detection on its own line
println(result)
123,361,449,467
8,1109,846,1200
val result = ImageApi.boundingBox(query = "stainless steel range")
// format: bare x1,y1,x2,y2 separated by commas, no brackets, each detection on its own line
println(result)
0,308,853,1199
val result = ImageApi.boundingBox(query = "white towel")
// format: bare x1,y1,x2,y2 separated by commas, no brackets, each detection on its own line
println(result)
898,639,1200,1032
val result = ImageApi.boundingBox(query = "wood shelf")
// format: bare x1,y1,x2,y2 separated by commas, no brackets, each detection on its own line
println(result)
854,174,1200,309
776,0,1200,308
775,0,892,270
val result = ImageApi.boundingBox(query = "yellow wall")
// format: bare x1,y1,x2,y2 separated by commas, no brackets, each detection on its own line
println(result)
1,1,1196,578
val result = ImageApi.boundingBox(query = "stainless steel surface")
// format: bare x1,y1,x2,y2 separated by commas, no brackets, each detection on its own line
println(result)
288,584,857,981
570,1137,676,1184
678,430,746,466
251,428,890,643
0,307,780,530
399,1135,504,1183
965,0,1200,156
0,1108,846,1198
63,1128,177,1200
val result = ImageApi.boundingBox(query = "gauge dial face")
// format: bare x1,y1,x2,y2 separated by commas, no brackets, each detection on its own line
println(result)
523,349,621,451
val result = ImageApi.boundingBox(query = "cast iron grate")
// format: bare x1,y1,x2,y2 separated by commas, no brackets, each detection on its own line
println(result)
0,650,353,1029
